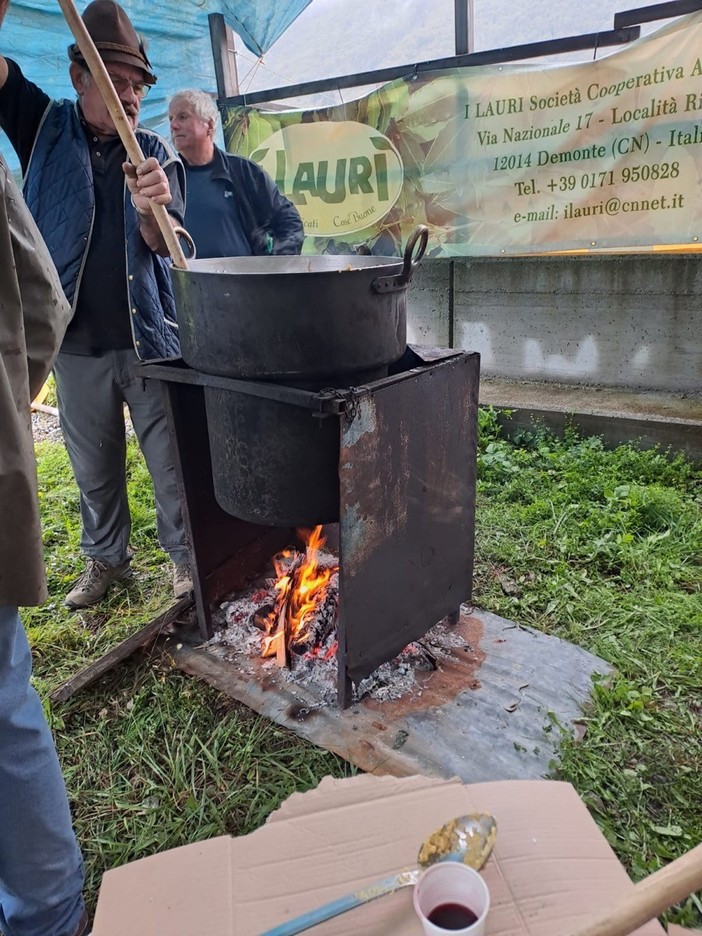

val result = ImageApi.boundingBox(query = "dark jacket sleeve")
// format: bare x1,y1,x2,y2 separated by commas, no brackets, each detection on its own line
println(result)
234,156,304,256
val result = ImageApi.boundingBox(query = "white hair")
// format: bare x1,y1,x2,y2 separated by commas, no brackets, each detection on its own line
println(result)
169,89,219,125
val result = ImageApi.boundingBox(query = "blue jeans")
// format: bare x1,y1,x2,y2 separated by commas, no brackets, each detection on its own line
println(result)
0,607,84,936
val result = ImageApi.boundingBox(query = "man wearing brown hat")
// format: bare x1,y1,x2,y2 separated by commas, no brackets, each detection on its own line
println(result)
0,0,192,610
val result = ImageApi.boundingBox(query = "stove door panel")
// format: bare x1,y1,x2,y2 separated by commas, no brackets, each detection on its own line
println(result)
338,352,480,695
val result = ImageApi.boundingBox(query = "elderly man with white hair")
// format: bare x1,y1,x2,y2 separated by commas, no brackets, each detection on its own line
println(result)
168,89,304,258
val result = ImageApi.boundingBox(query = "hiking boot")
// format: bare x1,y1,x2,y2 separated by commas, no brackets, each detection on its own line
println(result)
173,562,193,598
64,556,133,609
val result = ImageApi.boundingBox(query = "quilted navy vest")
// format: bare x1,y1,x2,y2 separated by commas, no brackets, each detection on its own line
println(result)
24,100,184,361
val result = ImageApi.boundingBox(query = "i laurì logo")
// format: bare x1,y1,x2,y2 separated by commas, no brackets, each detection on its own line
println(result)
249,121,404,236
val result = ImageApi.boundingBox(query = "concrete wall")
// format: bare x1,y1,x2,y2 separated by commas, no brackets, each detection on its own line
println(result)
406,254,702,393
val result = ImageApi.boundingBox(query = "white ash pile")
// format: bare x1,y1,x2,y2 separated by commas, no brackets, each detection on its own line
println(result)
211,554,469,706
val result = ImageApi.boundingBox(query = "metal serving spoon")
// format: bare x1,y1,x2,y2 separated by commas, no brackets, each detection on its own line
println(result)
258,812,497,936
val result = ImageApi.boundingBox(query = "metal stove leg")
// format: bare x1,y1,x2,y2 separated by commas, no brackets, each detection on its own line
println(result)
337,655,353,710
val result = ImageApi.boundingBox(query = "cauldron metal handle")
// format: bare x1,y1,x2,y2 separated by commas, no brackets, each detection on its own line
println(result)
372,225,429,294
174,226,197,261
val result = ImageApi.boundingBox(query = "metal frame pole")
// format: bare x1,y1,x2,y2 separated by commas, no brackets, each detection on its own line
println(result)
208,12,240,100
455,0,474,55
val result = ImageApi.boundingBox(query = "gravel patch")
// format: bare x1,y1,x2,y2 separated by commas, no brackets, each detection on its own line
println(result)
32,408,134,444
32,410,63,444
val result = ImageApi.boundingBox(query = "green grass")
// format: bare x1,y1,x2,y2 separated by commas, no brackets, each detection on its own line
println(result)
474,411,702,927
56,667,350,905
26,414,701,925
27,439,351,910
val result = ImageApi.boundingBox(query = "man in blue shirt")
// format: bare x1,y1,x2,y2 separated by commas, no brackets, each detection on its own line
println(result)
168,89,304,259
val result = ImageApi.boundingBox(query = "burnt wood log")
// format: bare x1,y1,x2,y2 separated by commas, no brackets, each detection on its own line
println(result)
50,596,194,704
250,603,275,631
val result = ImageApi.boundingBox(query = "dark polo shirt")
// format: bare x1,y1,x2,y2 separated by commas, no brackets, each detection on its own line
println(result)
181,156,253,259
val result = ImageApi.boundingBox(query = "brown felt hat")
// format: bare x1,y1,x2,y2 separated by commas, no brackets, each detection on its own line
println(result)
68,0,157,85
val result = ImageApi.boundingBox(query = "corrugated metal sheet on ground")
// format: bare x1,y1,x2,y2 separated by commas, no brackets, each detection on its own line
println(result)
167,606,611,781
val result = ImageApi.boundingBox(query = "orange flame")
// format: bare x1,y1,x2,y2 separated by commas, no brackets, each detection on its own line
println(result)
261,526,337,661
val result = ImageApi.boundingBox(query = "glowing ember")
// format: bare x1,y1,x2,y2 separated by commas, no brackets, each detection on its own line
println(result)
260,526,338,665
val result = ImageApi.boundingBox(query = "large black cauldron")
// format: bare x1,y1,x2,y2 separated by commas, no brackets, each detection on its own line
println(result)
170,227,428,383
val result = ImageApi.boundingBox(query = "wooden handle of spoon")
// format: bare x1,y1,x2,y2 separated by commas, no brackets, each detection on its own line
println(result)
564,841,702,936
56,0,190,269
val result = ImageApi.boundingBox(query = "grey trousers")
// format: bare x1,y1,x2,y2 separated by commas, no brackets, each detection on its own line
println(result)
53,349,189,567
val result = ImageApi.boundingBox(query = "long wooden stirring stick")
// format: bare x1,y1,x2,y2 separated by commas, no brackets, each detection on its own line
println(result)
56,0,191,269
564,841,702,936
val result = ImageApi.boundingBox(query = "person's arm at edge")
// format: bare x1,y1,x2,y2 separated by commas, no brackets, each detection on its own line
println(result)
255,163,304,255
1,155,71,395
0,0,11,90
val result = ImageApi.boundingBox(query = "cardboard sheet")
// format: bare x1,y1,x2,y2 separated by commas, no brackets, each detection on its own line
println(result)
93,775,671,936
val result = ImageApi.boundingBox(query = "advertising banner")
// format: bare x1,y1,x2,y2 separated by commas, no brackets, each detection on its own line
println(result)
222,12,702,256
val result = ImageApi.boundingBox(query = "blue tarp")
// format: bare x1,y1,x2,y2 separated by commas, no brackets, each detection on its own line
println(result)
218,0,311,57
0,0,311,172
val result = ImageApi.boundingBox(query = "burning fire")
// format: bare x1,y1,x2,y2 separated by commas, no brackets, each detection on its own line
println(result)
260,526,338,666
